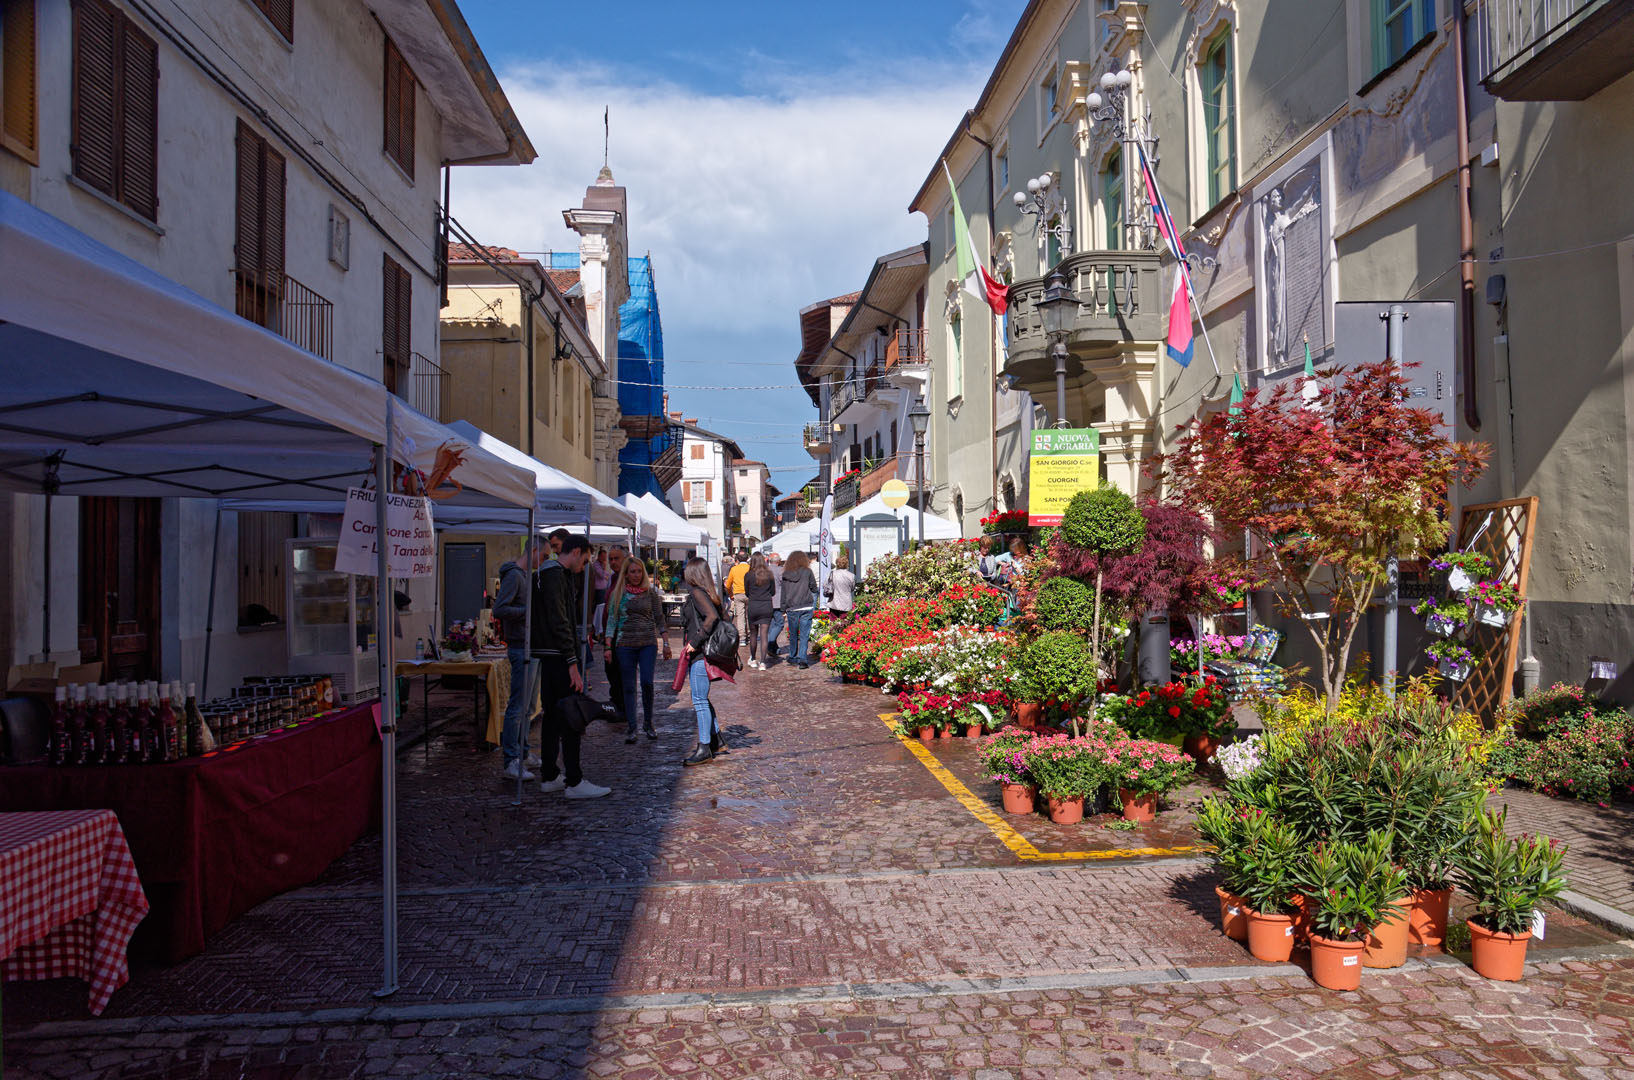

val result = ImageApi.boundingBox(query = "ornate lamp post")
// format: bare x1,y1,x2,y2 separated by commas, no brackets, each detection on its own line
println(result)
906,396,930,546
1035,265,1077,429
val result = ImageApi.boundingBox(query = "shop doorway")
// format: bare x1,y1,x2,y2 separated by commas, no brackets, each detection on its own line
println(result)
78,496,161,680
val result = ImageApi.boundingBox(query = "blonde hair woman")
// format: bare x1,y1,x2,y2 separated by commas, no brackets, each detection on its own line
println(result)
605,557,670,743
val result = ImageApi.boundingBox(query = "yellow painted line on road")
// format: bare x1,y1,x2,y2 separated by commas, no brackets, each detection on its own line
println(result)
879,714,1212,864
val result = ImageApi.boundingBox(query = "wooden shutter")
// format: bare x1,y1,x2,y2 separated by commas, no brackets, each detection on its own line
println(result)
119,16,157,220
382,254,411,390
234,120,284,274
682,481,691,503
251,0,292,42
1,0,38,162
71,0,118,197
705,481,713,502
383,37,415,179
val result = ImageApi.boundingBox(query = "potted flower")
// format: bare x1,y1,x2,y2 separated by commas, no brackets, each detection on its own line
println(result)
1431,551,1493,594
1223,811,1304,962
981,730,1038,814
1022,735,1104,823
1411,596,1468,638
1194,797,1253,941
1109,738,1195,822
956,690,1008,739
1018,632,1095,729
1452,806,1568,981
895,690,950,741
1296,835,1408,990
440,621,476,662
1427,639,1479,682
1214,734,1264,782
1468,580,1522,628
1180,677,1233,763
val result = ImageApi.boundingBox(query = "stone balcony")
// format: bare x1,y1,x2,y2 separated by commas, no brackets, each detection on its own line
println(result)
1004,249,1165,389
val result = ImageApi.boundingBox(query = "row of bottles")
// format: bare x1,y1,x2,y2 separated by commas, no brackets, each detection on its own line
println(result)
47,681,212,767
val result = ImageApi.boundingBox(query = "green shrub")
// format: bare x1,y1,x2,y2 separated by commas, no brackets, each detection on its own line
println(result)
1487,698,1634,802
1019,631,1096,706
1031,575,1096,631
1059,487,1145,557
854,542,981,607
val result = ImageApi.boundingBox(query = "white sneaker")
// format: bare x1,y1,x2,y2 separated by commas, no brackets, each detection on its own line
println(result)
539,776,566,793
526,753,543,768
501,760,535,781
564,780,611,799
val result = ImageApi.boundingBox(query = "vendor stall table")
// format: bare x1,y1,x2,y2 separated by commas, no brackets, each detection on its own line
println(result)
1,810,148,1015
394,657,511,750
0,702,380,965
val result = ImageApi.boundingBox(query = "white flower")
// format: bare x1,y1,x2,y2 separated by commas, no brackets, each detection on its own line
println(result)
1216,734,1264,781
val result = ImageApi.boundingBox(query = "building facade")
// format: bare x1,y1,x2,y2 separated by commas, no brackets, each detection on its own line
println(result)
666,419,746,554
0,0,531,687
909,0,1634,693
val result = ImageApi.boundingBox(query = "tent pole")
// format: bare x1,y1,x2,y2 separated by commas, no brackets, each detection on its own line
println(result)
581,520,592,672
41,494,50,658
515,508,535,807
374,400,400,1000
201,503,223,698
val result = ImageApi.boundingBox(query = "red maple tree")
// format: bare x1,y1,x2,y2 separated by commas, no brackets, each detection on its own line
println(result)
1160,361,1488,709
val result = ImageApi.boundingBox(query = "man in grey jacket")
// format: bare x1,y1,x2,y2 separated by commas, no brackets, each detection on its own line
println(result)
492,538,548,779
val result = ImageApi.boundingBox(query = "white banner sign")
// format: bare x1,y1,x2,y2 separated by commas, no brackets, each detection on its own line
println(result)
335,487,436,578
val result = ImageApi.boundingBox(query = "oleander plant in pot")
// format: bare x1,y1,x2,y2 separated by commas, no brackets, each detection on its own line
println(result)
1194,796,1255,941
1452,805,1568,982
1224,810,1305,963
1296,833,1407,991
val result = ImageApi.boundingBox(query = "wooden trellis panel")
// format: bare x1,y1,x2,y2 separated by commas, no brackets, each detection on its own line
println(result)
1450,497,1538,727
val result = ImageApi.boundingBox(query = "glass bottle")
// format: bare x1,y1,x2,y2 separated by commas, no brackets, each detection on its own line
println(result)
109,684,132,764
185,682,213,753
155,682,180,762
49,685,69,766
87,684,109,765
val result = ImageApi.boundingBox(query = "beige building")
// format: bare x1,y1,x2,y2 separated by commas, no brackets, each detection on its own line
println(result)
911,0,1634,693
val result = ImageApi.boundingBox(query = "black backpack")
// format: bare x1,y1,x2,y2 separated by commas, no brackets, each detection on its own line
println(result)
697,596,739,665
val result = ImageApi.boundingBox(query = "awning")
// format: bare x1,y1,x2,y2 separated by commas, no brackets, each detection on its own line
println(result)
623,492,706,548
0,192,533,508
444,420,638,530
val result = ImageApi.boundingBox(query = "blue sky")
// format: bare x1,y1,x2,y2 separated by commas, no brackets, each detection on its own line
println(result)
451,1,1025,498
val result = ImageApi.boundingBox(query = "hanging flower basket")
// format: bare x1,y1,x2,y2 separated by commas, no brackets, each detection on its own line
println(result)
1474,604,1511,629
1426,612,1462,637
1435,658,1474,682
1431,551,1493,595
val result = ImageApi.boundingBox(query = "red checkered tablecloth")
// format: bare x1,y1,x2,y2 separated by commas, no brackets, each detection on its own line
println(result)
0,809,149,1015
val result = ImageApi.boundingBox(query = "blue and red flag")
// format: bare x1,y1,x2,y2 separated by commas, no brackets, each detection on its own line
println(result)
1139,145,1194,368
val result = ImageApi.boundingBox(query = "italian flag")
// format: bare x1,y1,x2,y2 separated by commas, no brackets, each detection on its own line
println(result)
944,163,1008,315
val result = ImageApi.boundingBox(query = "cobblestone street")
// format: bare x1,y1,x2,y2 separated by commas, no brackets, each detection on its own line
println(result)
6,662,1633,1078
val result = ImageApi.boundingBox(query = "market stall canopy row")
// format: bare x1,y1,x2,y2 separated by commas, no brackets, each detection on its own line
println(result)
756,493,964,557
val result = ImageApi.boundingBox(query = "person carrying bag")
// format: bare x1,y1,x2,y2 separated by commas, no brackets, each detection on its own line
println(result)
679,557,731,766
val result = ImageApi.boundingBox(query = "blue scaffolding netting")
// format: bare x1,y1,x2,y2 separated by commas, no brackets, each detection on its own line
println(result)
548,253,669,498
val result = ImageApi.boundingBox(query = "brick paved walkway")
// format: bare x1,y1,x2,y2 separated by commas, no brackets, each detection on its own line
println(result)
1492,788,1634,919
6,660,1633,1078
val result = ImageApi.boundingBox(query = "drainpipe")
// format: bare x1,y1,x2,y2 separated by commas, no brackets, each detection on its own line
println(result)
1452,0,1481,431
523,297,536,456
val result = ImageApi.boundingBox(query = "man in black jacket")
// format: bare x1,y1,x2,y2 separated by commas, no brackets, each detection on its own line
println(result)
532,534,610,798
492,537,548,780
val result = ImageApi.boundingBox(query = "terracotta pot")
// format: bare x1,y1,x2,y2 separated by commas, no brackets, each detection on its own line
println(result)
937,726,953,739
964,724,984,741
1246,909,1296,962
1467,920,1532,982
1118,788,1157,823
917,727,936,743
1409,888,1452,950
1309,933,1366,991
1215,886,1249,942
1182,732,1220,764
1288,893,1312,943
1016,702,1043,730
1000,783,1035,814
1045,794,1084,824
1362,898,1413,969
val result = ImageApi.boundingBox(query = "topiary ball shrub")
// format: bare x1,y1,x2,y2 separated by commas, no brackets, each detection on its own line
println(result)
1059,487,1145,557
1032,575,1097,632
1021,631,1097,705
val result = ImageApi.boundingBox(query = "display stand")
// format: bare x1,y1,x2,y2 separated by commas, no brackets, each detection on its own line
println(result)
1450,497,1538,727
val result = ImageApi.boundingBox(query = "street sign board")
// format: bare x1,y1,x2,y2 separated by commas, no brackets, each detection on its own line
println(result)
1027,427,1099,526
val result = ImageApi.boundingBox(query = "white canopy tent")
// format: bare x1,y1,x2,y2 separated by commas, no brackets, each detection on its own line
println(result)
0,190,542,998
755,522,817,558
832,493,964,541
623,492,706,549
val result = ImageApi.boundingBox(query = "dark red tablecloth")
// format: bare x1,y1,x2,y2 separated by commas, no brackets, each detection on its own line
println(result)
0,702,380,963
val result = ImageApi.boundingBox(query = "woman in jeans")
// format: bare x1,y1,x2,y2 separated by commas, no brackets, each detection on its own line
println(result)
781,550,819,669
680,557,728,766
743,554,776,670
604,557,670,743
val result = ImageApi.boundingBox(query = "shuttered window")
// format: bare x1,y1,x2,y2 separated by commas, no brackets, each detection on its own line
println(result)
237,511,295,625
234,120,284,328
382,254,412,393
71,0,158,220
1,0,38,163
248,0,292,42
382,37,415,179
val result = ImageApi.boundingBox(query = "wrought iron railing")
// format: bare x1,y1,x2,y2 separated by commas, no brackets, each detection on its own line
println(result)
887,327,928,368
232,268,334,361
400,351,446,422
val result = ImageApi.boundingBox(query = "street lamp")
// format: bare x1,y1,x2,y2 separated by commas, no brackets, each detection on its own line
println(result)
1036,265,1077,429
1013,172,1071,251
906,396,931,546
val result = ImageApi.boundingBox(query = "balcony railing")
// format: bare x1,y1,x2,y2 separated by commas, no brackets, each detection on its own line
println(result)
886,327,928,369
803,422,833,455
831,472,860,513
1004,250,1164,383
233,267,333,361
1475,0,1634,99
391,351,446,422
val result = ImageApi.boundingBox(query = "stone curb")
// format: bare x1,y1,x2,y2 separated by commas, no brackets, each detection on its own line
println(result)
1551,888,1634,940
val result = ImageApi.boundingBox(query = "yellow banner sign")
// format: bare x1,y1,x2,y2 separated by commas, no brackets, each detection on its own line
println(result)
1027,428,1099,526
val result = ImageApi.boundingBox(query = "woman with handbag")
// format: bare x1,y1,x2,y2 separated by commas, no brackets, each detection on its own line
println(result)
679,557,730,766
604,557,671,744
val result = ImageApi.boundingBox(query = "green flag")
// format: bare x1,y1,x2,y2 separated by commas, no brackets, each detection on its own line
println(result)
1228,373,1245,416
1303,336,1315,378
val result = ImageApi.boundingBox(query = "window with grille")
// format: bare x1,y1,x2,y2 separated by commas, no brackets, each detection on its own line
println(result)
248,0,292,42
1202,30,1236,207
381,254,411,394
71,0,158,220
234,119,286,329
383,36,416,179
1,0,38,163
1373,0,1435,74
